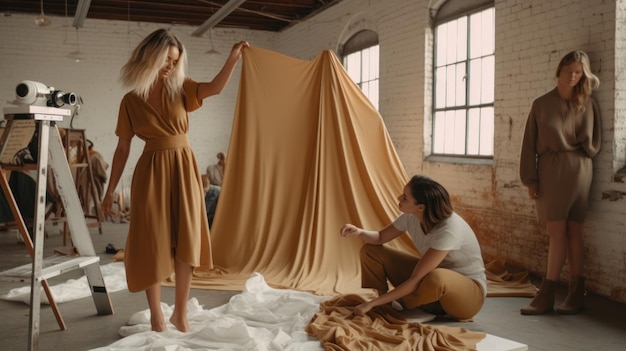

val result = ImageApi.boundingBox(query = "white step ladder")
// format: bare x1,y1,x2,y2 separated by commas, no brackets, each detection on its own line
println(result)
0,105,114,351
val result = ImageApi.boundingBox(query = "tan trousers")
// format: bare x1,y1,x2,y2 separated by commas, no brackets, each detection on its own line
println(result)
360,244,485,320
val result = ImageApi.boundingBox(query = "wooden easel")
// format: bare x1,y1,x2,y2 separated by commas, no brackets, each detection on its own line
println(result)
60,128,104,248
0,105,114,351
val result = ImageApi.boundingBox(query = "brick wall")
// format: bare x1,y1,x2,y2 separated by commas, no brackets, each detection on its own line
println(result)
271,0,626,302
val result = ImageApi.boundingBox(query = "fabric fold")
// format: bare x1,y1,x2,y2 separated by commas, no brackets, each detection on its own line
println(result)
192,47,415,295
184,47,535,300
306,294,486,351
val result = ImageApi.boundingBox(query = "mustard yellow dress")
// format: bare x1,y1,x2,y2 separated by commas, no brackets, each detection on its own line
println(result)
519,88,601,223
116,78,213,292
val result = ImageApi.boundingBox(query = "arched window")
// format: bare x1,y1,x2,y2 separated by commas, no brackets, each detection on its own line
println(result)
341,30,380,110
432,1,495,157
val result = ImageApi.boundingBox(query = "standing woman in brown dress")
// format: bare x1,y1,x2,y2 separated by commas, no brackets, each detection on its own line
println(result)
519,50,601,315
102,29,248,332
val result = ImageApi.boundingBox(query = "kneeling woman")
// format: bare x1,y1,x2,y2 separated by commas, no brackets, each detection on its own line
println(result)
340,175,486,321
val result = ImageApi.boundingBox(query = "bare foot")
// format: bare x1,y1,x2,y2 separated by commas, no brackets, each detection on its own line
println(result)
169,313,190,333
150,317,167,332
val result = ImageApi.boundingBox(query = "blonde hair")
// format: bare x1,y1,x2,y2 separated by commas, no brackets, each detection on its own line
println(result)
120,29,187,100
555,50,600,112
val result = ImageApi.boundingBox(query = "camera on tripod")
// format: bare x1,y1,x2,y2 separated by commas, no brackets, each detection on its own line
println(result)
14,80,78,107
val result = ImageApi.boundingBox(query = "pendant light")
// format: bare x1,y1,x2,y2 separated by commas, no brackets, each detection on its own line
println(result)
34,0,51,27
205,29,221,56
67,27,85,62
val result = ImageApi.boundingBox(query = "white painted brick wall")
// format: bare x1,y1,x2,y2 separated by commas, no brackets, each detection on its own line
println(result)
1,0,625,302
0,15,272,181
273,0,626,302
616,0,626,173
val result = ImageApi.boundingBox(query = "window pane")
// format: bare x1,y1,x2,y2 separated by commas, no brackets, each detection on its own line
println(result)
440,110,467,154
469,13,481,59
453,109,467,154
433,111,445,153
456,17,468,61
436,24,447,66
443,110,456,154
368,80,379,110
445,20,458,65
481,55,495,104
435,67,447,108
469,58,482,105
362,50,370,81
469,8,494,58
481,9,495,56
467,107,495,156
446,65,456,107
345,53,361,82
455,63,466,106
479,107,494,155
370,45,379,79
467,108,480,155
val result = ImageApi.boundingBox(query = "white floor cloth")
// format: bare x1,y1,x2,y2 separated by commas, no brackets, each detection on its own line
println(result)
1,263,525,351
88,273,521,351
92,272,329,351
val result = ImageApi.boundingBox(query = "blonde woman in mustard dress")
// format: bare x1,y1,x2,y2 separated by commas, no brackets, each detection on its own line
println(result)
102,29,248,332
519,51,601,315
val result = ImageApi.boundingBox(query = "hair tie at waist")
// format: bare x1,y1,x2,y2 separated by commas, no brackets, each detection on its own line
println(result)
143,134,189,152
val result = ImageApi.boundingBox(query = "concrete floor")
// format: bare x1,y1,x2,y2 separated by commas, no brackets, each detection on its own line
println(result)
1,221,625,351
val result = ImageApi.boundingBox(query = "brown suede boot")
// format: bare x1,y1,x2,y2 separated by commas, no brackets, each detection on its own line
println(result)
520,279,557,315
556,276,585,314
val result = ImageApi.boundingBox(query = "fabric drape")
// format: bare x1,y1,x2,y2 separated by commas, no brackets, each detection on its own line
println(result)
190,46,417,295
306,294,486,351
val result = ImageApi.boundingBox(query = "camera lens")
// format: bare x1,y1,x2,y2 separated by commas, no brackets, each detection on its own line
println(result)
16,83,29,98
49,91,77,107
63,93,77,105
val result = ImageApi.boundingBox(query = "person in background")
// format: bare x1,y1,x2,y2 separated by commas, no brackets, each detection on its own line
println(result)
83,139,108,208
101,28,248,332
201,173,220,229
204,152,225,227
519,50,601,315
206,151,226,186
340,175,486,321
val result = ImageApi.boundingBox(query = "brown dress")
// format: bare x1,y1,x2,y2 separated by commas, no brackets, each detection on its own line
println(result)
116,78,213,292
519,88,601,222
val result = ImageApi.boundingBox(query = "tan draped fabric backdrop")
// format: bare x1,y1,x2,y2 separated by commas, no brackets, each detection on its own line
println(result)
189,46,418,296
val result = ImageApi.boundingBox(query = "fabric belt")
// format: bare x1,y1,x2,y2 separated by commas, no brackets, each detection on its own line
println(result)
539,148,582,165
143,134,189,152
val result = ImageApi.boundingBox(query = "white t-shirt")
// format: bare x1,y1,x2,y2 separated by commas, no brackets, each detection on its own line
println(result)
392,212,487,296
206,164,223,186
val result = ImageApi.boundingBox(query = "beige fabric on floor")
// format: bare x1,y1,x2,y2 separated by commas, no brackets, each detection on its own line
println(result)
306,294,485,351
484,259,537,297
187,46,416,295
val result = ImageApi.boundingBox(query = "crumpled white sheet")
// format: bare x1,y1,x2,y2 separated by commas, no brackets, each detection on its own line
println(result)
0,262,128,304
2,264,524,351
90,272,329,351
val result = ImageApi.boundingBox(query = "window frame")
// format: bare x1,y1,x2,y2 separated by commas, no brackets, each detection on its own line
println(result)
431,4,495,159
340,30,380,110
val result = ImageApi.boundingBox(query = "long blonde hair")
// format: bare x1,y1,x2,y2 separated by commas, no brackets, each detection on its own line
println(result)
555,50,600,112
120,29,187,100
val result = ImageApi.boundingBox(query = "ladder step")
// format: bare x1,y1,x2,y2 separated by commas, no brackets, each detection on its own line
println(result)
0,255,100,282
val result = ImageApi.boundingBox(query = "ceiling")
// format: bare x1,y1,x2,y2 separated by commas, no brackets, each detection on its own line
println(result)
0,0,343,33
